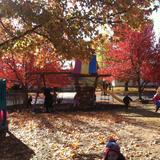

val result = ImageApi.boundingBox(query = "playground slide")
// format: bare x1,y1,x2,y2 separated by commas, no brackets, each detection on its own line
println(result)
105,90,124,103
98,84,124,103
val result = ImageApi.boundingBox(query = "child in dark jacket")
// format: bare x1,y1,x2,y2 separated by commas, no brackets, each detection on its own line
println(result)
123,94,132,109
102,139,125,160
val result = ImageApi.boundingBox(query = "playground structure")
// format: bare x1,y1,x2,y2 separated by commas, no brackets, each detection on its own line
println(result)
0,54,125,112
106,90,124,103
25,55,131,107
96,80,124,103
100,87,124,104
27,55,129,107
0,79,8,138
28,55,111,107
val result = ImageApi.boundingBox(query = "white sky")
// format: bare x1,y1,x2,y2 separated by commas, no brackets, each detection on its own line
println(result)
151,4,160,42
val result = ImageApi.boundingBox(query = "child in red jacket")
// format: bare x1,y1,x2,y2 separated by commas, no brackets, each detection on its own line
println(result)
153,87,160,112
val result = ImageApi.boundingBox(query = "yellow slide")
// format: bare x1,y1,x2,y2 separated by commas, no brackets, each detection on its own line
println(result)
98,84,124,103
103,90,124,103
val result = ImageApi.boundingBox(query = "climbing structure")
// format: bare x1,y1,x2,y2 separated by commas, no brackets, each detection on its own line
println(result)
28,54,110,107
73,55,100,107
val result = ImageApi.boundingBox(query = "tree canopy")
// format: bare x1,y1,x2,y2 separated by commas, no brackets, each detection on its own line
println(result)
0,35,72,89
99,24,160,98
0,0,158,59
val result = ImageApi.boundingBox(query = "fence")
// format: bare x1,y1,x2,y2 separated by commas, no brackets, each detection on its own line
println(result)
6,92,27,106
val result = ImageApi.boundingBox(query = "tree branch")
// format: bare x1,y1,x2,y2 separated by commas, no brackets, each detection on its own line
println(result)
33,30,52,42
0,25,42,47
0,18,15,37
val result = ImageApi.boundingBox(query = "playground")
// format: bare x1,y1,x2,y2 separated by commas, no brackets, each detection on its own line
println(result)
0,54,159,160
0,1,160,160
0,55,160,160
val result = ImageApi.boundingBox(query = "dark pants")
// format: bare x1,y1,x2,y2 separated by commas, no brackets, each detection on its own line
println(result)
156,105,160,112
155,102,160,112
124,102,129,109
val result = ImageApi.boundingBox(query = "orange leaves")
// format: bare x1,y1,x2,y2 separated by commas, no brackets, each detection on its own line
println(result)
68,141,80,150
0,35,73,88
0,0,156,59
7,110,121,159
4,102,160,159
97,135,106,145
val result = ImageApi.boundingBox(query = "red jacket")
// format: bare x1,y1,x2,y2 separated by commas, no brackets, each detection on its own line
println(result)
153,94,160,104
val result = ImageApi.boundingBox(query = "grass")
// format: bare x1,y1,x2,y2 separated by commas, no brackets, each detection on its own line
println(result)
103,87,156,93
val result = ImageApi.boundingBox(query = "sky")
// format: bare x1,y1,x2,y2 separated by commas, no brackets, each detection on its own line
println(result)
151,3,160,42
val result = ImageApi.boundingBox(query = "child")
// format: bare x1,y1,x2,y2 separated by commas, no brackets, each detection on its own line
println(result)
44,88,53,113
153,87,160,112
123,94,132,109
27,95,32,108
102,139,125,160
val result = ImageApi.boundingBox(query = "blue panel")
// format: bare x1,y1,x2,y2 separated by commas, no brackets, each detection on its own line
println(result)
89,55,97,74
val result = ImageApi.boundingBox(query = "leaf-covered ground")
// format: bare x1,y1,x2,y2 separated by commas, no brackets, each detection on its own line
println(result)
1,103,160,160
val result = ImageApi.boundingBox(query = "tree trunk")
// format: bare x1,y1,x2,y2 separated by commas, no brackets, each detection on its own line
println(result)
137,78,142,100
141,81,148,93
124,81,129,91
23,88,28,106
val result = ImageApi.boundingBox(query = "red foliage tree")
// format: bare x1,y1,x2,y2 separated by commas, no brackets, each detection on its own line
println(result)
0,40,72,90
101,25,160,99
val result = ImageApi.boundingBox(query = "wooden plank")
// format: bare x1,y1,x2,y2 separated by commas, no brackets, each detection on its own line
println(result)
27,72,111,77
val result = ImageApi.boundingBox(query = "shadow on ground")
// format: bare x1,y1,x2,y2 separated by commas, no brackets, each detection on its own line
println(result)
8,102,159,133
74,153,102,160
95,103,159,118
0,131,35,160
8,102,159,118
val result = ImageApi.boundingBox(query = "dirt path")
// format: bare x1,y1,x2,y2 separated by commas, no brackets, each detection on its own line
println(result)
1,103,160,160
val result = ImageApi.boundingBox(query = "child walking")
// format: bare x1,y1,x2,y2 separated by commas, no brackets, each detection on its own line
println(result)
153,87,160,112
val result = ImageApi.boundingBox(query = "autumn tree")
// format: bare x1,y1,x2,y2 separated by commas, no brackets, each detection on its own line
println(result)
143,41,160,85
0,35,72,90
0,0,159,59
101,25,160,99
